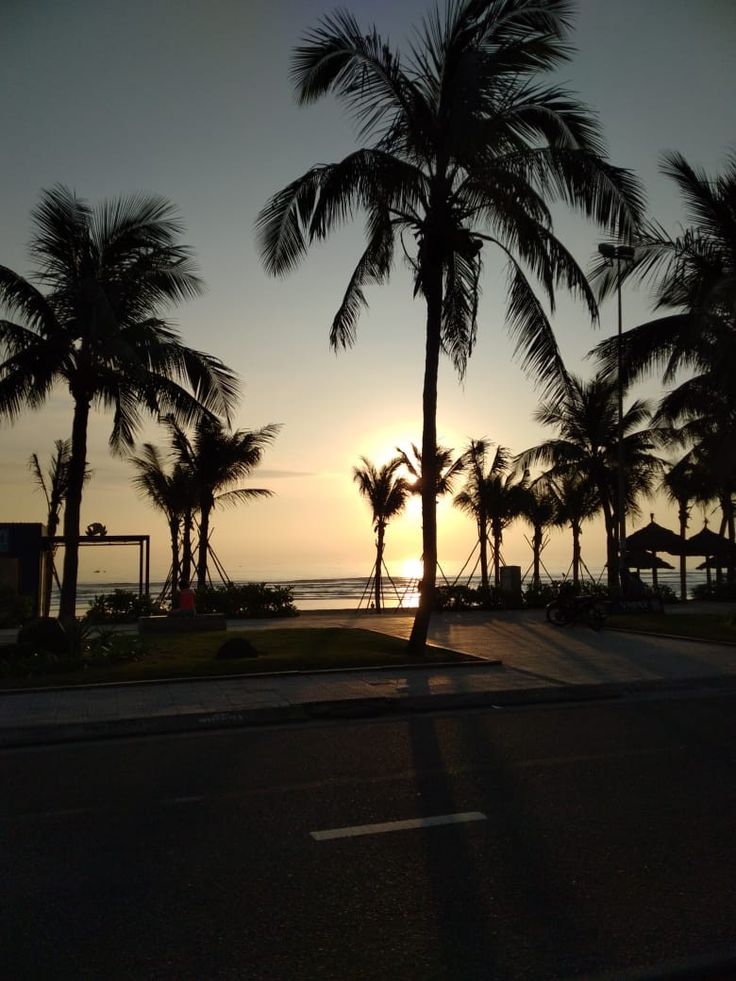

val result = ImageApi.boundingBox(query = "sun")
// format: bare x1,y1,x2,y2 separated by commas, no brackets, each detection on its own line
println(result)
400,557,424,580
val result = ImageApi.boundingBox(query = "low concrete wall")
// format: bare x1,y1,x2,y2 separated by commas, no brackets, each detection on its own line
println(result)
138,614,226,634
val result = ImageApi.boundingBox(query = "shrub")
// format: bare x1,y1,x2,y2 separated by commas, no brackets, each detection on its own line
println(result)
85,589,166,623
0,586,33,628
17,617,69,655
656,584,679,604
692,581,736,602
0,622,147,679
522,582,557,608
195,583,298,618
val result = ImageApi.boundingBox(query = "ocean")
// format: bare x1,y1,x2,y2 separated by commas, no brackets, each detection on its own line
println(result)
51,567,710,618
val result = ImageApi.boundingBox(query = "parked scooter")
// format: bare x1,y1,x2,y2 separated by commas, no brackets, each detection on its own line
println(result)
546,583,607,631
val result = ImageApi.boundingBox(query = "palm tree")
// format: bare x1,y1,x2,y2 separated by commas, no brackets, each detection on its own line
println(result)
169,416,280,589
0,187,239,620
29,439,72,616
353,456,409,610
518,374,665,588
129,444,195,607
543,472,599,586
454,442,525,589
396,443,465,498
520,477,557,586
257,0,643,650
592,152,736,564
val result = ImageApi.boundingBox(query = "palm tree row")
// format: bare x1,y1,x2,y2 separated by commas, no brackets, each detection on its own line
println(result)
0,187,239,621
130,414,279,603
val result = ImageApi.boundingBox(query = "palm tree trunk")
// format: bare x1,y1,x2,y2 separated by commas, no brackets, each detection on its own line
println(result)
182,508,193,583
375,522,385,612
41,511,59,618
196,501,211,590
601,499,619,591
493,523,502,588
532,524,542,586
408,256,442,653
478,513,489,595
169,518,180,608
59,398,90,622
678,501,688,602
571,521,581,586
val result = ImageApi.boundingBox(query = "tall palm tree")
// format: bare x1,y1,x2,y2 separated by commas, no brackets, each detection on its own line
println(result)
454,442,524,589
518,374,665,588
129,444,195,607
257,0,643,650
353,456,409,610
29,439,72,616
169,416,280,589
0,187,239,620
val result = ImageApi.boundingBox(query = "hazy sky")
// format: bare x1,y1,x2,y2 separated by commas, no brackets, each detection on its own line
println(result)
1,0,734,583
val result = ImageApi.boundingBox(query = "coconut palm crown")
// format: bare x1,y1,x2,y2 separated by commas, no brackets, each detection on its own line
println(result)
257,0,643,648
0,187,239,619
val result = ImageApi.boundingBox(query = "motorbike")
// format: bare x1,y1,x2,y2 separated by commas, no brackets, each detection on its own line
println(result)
546,587,607,631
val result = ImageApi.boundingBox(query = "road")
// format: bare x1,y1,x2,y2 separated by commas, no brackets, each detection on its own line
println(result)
3,694,736,980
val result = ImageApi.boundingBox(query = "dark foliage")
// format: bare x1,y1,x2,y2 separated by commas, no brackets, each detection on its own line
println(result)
0,586,33,628
85,590,167,623
692,581,736,602
196,583,298,618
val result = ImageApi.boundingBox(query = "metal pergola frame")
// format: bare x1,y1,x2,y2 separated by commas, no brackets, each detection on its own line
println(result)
47,535,151,597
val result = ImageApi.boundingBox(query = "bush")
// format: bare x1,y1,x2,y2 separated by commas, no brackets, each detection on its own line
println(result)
0,586,33,628
656,584,679,604
692,581,736,602
85,589,166,623
195,582,298,618
522,582,557,608
0,621,147,680
17,617,69,654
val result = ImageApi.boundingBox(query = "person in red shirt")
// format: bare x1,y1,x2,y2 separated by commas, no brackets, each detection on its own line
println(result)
174,579,196,616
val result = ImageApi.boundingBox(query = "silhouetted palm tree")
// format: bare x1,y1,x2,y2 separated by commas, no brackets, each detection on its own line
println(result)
520,477,557,586
170,416,280,589
353,456,409,610
0,187,239,619
396,443,465,498
29,439,71,616
518,374,665,588
257,0,642,649
592,152,736,562
454,442,524,589
542,472,598,586
129,444,195,607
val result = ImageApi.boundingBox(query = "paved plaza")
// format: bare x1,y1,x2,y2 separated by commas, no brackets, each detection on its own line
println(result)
1,607,735,747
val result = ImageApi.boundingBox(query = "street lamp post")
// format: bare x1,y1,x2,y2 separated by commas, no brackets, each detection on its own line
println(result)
598,242,635,592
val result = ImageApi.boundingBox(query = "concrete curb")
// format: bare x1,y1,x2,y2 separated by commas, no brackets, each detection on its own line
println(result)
4,672,736,749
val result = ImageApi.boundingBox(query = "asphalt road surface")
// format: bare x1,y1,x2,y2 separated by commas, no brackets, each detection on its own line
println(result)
3,694,736,980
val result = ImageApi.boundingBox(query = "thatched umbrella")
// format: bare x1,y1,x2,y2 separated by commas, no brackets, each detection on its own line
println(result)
625,515,682,589
686,524,735,587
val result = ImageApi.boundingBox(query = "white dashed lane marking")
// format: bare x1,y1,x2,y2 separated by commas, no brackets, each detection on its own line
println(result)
310,811,487,841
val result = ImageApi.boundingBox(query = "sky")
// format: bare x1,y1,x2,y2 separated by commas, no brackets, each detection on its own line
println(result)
1,0,735,584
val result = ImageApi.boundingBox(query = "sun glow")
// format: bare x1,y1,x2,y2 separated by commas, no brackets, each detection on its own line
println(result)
400,557,424,580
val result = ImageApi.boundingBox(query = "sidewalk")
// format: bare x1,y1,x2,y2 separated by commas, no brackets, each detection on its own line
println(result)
2,609,735,748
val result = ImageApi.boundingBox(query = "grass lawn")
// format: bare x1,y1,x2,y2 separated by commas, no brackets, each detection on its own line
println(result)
0,627,466,690
608,612,736,645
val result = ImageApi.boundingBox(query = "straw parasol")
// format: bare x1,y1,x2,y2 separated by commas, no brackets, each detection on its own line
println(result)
625,514,682,588
687,523,736,587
